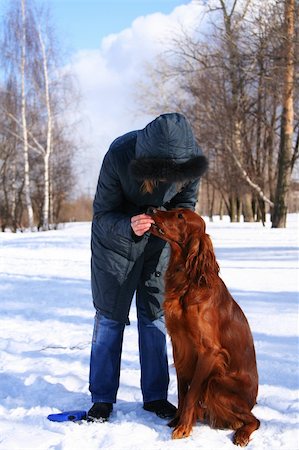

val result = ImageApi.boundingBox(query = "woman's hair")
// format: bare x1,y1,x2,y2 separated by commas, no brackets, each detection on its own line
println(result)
141,179,158,194
141,179,186,194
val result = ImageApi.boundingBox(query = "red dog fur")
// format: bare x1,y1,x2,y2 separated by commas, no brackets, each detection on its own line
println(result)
149,208,259,446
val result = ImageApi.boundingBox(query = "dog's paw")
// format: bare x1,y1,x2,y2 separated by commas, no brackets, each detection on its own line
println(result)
172,424,192,439
233,429,250,447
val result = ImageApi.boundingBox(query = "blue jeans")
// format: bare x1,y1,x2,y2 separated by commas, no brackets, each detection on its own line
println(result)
89,301,169,403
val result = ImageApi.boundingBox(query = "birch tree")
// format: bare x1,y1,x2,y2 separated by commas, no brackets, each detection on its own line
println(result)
21,0,34,229
37,25,52,230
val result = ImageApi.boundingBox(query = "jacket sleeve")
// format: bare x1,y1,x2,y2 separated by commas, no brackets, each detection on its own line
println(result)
92,151,133,239
165,179,200,211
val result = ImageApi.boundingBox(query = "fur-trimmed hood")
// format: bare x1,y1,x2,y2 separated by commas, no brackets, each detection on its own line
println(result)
130,113,208,182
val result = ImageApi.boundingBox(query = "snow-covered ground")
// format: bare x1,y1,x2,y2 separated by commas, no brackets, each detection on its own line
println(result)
0,215,298,450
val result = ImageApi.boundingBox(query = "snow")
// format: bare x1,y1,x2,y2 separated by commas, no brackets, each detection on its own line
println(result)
0,215,298,450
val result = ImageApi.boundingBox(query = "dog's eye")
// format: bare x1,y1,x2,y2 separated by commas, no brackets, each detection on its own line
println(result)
178,213,183,219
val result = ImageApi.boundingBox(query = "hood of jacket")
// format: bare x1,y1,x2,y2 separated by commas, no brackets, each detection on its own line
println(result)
129,112,208,183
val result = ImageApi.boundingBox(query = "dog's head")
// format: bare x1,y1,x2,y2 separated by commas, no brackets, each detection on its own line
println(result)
148,208,219,283
148,208,206,245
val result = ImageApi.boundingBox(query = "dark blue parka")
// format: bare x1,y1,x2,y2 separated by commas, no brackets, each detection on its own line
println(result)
91,113,208,323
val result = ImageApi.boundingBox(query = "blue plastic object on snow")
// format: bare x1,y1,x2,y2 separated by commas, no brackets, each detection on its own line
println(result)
47,410,87,422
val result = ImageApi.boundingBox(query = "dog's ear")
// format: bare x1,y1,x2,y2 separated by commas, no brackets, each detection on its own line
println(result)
185,235,201,283
201,233,220,279
185,232,219,285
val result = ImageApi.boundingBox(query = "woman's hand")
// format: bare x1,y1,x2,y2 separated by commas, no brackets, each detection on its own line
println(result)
131,214,154,237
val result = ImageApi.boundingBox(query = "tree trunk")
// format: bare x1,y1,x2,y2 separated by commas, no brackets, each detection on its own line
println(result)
257,198,266,226
272,0,295,228
21,0,34,230
243,192,254,222
219,197,224,220
229,194,238,222
11,160,17,232
38,26,52,231
206,180,215,221
236,196,241,222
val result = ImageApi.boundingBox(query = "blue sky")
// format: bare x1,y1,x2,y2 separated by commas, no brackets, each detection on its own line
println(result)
50,0,190,49
40,0,190,52
0,0,191,52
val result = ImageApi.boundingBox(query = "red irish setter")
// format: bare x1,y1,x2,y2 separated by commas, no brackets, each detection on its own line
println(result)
149,208,259,447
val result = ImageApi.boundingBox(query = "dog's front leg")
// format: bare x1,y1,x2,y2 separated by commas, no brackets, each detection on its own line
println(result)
172,351,217,439
168,376,188,428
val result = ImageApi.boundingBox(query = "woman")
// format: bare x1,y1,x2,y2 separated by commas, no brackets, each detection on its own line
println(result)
88,112,208,421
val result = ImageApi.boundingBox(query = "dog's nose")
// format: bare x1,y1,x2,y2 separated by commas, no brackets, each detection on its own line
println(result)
146,207,157,215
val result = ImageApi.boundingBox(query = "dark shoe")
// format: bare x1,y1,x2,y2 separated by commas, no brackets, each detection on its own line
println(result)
87,402,113,422
143,399,177,419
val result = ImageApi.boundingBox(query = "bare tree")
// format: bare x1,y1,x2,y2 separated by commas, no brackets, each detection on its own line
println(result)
272,0,297,227
20,0,34,229
136,0,298,224
0,78,25,231
37,25,52,230
0,0,79,231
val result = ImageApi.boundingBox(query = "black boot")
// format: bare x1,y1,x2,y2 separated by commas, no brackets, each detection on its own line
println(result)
87,402,113,422
143,400,177,419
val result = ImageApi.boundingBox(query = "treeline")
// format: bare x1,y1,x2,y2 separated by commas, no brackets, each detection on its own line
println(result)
137,0,298,226
0,0,298,231
0,0,79,231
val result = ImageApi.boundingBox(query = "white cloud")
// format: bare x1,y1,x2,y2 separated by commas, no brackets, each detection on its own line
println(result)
69,1,206,193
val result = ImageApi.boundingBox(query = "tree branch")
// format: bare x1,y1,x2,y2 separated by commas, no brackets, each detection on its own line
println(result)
0,106,45,155
227,146,274,207
3,126,43,156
